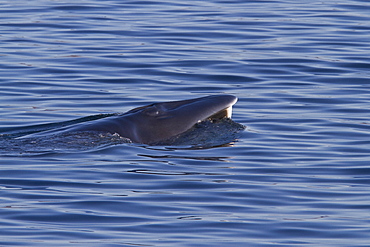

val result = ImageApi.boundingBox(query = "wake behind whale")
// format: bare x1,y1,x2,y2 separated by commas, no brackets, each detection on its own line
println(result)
0,95,245,154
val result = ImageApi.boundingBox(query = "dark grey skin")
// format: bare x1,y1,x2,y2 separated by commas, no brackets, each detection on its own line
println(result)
23,95,238,144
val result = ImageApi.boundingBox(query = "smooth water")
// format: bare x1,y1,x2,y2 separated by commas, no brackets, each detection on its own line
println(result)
1,0,370,246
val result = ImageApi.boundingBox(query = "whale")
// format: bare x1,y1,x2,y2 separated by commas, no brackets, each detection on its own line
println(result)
20,95,239,145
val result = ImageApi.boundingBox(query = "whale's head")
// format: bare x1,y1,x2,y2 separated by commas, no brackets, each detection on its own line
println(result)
122,95,238,144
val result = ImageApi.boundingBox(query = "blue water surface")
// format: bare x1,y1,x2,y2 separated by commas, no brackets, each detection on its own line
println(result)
1,0,370,246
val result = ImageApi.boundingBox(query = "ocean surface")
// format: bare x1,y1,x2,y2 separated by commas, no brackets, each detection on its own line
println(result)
1,0,370,246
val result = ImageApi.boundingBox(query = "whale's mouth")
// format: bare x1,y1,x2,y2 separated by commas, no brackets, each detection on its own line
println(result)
155,104,244,147
199,106,233,124
208,106,233,120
